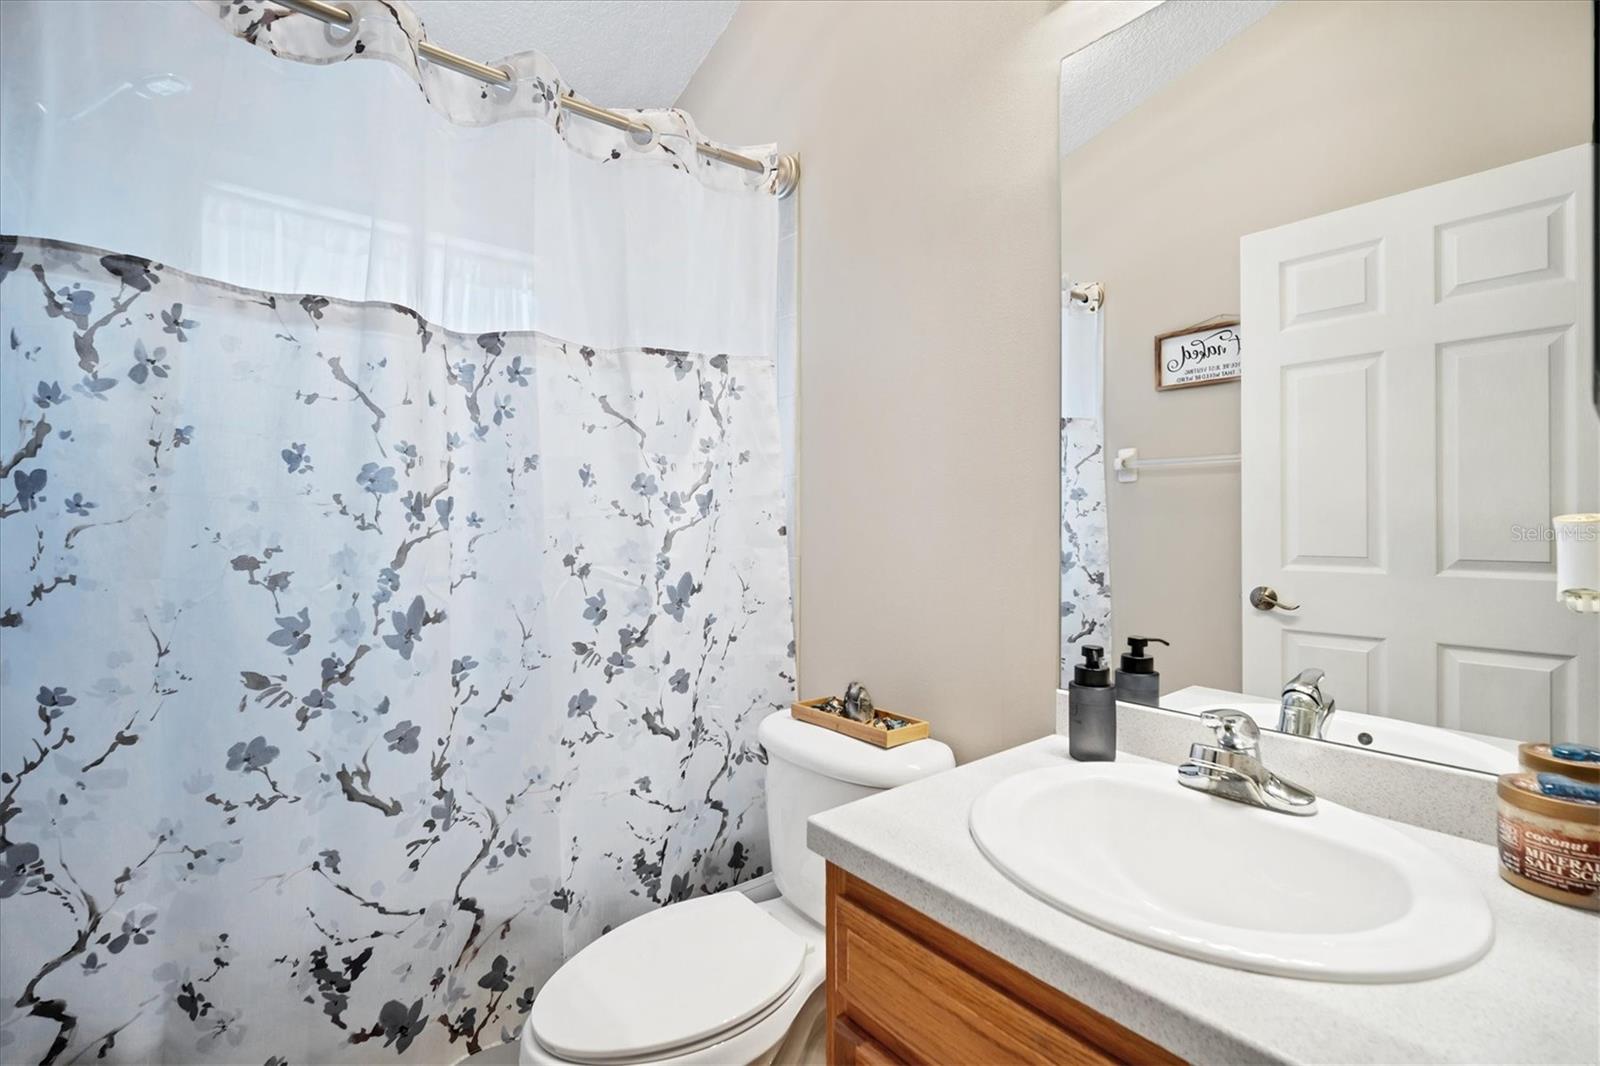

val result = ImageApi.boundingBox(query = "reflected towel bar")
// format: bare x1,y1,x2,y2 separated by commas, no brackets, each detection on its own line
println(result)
1114,447,1240,483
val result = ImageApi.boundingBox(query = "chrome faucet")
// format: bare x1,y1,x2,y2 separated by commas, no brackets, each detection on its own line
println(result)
1279,668,1335,739
1177,710,1318,816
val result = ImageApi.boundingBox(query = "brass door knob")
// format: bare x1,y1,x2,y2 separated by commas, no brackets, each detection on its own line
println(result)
1249,585,1299,611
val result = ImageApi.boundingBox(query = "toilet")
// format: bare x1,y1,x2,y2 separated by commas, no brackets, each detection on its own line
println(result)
518,710,955,1066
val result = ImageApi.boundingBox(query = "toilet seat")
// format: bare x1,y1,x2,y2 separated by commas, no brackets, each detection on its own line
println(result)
528,893,808,1065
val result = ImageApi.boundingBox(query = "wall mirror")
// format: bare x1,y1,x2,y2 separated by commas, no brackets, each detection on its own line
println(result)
1059,0,1597,775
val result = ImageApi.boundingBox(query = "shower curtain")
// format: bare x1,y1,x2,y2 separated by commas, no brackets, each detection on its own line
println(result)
0,3,794,1063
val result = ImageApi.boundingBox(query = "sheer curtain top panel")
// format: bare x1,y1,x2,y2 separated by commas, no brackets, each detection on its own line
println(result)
0,0,779,356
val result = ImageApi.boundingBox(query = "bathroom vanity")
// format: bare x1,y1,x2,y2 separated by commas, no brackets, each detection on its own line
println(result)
810,737,1600,1065
826,865,1176,1065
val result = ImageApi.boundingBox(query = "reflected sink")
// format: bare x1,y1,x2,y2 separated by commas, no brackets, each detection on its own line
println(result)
1162,688,1519,774
970,762,1493,982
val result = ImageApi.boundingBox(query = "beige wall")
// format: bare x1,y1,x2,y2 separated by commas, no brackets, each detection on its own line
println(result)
679,1,1152,761
680,0,1593,757
1065,0,1593,696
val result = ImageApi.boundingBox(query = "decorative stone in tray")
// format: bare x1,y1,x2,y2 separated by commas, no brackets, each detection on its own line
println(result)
790,696,931,749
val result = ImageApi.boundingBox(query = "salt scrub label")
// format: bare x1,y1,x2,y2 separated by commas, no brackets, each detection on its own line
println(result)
1497,769,1600,909
1499,818,1600,894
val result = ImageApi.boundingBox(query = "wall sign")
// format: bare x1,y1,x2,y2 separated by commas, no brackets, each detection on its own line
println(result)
1155,319,1241,390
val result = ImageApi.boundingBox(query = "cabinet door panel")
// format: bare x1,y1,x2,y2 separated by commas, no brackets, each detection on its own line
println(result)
834,896,1112,1065
825,864,1183,1066
832,1017,904,1066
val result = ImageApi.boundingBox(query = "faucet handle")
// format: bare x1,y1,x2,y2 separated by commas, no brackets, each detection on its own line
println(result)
1283,668,1326,699
1199,709,1260,755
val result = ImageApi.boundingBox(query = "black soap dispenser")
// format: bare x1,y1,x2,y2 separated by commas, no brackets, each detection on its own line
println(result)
1115,636,1169,708
1068,644,1116,762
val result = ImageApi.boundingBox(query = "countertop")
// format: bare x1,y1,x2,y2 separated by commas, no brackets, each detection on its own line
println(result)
807,735,1600,1065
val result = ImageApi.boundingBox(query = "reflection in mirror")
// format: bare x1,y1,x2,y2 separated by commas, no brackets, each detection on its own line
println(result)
1059,0,1597,774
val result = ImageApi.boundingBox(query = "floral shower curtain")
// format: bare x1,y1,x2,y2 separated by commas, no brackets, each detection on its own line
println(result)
0,4,793,1064
1060,286,1111,680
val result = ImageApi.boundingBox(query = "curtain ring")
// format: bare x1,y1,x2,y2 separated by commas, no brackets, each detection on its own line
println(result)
771,155,800,199
488,66,518,102
627,121,658,150
323,13,358,46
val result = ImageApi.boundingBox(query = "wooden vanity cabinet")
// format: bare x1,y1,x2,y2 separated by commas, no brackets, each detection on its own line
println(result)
825,864,1182,1065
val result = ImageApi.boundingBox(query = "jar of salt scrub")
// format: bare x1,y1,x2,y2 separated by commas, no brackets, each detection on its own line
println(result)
1497,772,1600,910
1519,742,1600,784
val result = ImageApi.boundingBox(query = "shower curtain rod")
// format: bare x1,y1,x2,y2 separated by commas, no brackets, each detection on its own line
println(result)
274,0,800,197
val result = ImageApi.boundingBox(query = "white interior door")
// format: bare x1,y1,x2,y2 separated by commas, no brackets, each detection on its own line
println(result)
1240,144,1598,744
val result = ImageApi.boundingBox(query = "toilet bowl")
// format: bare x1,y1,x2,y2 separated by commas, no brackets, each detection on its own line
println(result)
518,893,824,1066
518,710,955,1066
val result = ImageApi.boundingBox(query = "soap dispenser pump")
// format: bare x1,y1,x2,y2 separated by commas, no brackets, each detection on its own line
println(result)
1068,644,1116,762
1115,636,1169,708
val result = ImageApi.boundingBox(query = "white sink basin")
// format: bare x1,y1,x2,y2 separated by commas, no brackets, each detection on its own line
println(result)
1161,688,1519,774
970,762,1493,982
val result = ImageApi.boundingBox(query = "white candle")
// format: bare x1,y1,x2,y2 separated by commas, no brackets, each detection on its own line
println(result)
1554,513,1600,613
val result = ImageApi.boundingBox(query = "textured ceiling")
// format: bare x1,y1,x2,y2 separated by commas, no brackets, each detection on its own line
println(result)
1060,0,1279,157
405,0,739,108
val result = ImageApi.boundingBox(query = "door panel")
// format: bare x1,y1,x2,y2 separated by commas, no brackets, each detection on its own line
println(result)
1437,330,1563,571
1435,196,1571,301
1280,239,1384,327
1438,645,1579,740
1282,354,1383,567
1282,632,1385,716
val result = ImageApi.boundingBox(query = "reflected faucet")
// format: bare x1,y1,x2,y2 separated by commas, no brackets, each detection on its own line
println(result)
1279,668,1335,739
1177,710,1318,816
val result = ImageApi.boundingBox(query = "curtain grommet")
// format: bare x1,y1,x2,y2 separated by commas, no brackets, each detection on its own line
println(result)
322,14,358,47
488,66,518,102
771,155,800,199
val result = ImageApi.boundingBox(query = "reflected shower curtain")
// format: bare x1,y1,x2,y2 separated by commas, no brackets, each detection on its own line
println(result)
0,3,793,1063
1060,285,1111,676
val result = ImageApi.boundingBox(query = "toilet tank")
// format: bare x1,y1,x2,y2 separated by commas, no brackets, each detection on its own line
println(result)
757,711,955,926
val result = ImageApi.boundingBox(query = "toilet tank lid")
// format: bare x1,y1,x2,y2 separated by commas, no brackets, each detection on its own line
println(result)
759,710,955,788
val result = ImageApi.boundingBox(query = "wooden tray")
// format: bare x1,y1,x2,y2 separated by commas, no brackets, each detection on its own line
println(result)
791,697,930,749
